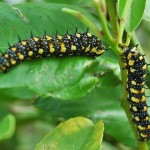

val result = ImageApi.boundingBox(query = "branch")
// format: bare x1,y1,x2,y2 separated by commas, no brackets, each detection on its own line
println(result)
117,0,133,44
106,0,119,39
93,0,113,44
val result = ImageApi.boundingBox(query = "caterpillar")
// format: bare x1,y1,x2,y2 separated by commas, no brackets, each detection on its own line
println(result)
0,29,105,73
122,46,150,141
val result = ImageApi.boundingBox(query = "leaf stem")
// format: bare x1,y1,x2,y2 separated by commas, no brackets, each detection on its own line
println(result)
93,0,113,44
124,32,131,46
117,0,133,44
106,0,119,39
62,8,101,38
121,32,131,47
93,0,122,55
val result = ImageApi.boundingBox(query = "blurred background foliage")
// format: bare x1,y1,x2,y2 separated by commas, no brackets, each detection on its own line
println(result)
0,0,150,150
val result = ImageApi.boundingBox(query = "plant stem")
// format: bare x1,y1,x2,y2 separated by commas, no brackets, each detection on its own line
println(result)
62,8,101,38
93,0,121,55
93,0,113,44
124,32,131,46
106,0,119,39
117,0,133,44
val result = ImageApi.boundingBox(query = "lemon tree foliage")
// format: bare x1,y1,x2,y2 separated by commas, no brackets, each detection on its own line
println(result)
0,0,149,150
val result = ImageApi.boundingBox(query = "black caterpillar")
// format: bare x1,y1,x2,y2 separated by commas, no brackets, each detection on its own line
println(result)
0,29,105,73
122,46,150,141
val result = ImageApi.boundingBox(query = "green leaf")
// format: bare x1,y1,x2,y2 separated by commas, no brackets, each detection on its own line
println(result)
0,87,35,101
0,114,16,141
35,117,104,150
101,141,119,150
118,0,146,31
95,50,121,88
44,0,78,4
0,57,100,100
93,110,136,148
118,0,127,17
143,0,150,21
0,2,103,100
35,85,137,148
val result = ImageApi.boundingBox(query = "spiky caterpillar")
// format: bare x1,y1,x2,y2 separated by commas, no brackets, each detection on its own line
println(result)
122,46,150,141
0,29,105,73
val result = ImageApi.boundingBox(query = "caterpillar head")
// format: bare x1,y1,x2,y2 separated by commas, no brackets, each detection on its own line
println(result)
123,46,139,60
95,44,106,56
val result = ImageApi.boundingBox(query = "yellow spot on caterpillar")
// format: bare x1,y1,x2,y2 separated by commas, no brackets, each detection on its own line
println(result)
130,88,139,94
131,97,140,103
21,41,27,46
18,54,24,60
87,33,92,37
67,35,71,39
17,52,24,60
131,80,136,85
57,35,62,39
11,47,17,51
46,36,52,40
142,64,147,70
91,47,97,53
130,88,145,94
146,116,149,121
141,82,145,85
10,59,16,65
85,45,90,52
141,96,146,102
130,68,136,73
132,106,137,111
33,37,39,42
140,133,147,138
28,51,33,56
143,106,147,111
4,54,9,58
128,60,134,66
76,33,81,38
134,116,140,121
96,49,105,55
141,88,145,93
60,43,66,53
127,53,132,60
138,125,145,130
71,45,76,51
148,125,150,129
6,62,9,67
49,43,55,53
143,74,147,78
1,66,6,71
38,48,44,54
139,55,144,60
